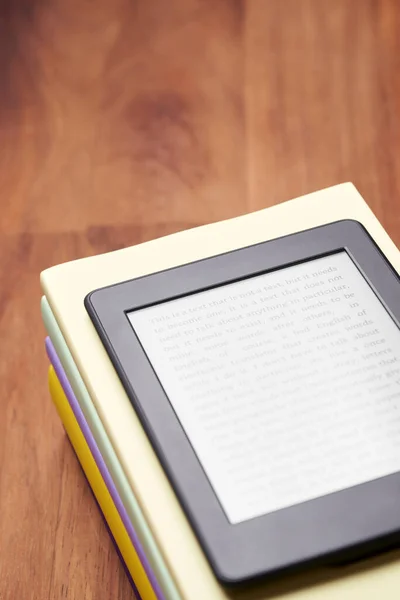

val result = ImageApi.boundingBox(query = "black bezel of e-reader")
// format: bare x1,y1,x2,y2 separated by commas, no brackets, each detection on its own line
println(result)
85,219,400,585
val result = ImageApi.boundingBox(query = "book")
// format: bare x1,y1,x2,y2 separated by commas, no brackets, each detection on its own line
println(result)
47,346,158,600
41,183,400,599
41,298,177,600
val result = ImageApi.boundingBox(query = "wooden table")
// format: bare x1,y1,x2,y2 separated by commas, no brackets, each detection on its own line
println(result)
1,1,399,598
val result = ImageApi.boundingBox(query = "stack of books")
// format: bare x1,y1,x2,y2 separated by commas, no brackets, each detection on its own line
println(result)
40,183,400,600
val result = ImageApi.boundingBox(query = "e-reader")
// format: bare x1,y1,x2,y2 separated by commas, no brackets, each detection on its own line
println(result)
85,220,400,584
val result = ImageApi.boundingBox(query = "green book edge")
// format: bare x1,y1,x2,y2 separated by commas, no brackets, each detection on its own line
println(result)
41,295,182,600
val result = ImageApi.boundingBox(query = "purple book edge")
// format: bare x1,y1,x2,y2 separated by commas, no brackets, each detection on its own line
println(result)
45,336,165,600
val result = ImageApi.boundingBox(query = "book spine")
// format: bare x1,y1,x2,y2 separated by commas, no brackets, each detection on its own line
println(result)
48,365,156,600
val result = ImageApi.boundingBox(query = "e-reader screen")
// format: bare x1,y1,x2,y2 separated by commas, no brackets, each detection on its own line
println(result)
128,251,400,525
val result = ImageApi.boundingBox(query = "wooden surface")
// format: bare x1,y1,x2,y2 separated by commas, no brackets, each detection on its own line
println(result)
0,1,400,598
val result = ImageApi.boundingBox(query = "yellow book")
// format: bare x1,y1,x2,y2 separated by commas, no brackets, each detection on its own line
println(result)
48,365,156,600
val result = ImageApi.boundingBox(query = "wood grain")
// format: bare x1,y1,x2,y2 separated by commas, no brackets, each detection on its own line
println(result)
0,1,400,598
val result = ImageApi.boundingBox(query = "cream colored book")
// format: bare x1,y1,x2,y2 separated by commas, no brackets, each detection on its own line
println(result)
41,183,400,600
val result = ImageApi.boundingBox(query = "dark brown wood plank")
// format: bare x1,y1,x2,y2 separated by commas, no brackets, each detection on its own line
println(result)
245,0,400,247
0,231,134,600
0,0,246,235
